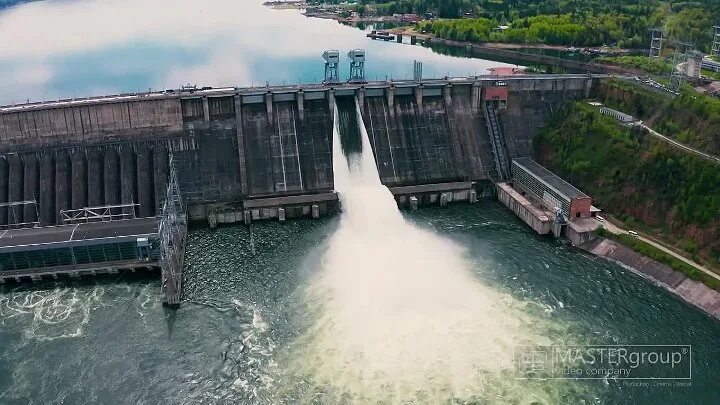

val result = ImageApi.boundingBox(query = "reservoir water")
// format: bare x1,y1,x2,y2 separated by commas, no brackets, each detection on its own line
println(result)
0,0,511,105
0,0,719,404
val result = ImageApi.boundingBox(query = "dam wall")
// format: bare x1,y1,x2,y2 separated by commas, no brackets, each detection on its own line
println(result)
0,75,597,225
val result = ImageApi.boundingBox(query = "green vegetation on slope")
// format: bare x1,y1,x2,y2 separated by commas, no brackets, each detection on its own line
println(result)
597,229,720,291
535,102,720,267
597,79,720,155
595,56,673,76
343,0,719,50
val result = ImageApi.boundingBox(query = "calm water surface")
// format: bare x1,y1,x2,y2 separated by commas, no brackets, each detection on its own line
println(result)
0,0,511,105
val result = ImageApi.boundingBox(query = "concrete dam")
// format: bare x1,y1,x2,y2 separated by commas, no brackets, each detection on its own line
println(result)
0,75,596,228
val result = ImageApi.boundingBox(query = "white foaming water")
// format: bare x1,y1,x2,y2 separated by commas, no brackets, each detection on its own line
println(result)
284,101,578,403
0,286,106,341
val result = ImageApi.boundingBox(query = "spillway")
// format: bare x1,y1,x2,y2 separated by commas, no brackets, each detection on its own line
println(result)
283,98,573,403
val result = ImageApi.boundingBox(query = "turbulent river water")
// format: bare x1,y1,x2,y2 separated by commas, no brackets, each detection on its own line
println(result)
1,104,719,403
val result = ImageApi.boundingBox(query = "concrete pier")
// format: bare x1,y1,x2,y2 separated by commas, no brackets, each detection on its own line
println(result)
153,144,168,211
120,145,136,208
136,144,153,217
39,153,54,226
0,157,7,226
71,149,87,210
496,182,552,234
55,150,71,221
104,148,119,205
87,148,103,207
22,154,38,223
7,154,23,225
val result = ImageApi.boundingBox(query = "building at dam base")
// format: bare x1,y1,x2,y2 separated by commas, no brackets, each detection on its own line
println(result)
497,158,600,245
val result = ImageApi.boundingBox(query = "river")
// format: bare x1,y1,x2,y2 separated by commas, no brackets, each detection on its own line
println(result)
0,0,719,404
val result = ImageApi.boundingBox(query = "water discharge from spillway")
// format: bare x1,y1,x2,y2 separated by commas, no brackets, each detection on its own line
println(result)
284,99,576,403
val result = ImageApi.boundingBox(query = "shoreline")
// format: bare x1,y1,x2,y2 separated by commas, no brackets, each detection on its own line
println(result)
579,237,720,320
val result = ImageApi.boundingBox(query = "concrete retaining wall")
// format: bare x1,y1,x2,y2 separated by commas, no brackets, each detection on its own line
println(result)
581,238,720,319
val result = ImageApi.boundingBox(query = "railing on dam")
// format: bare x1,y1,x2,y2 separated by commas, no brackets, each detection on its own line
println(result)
0,74,610,113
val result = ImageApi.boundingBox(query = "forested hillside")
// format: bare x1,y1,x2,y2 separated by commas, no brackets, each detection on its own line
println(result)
596,80,720,155
534,102,720,267
346,0,720,50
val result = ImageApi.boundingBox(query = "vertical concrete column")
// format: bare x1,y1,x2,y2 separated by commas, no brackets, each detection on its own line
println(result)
71,149,87,209
414,86,423,112
471,82,481,111
584,77,593,98
153,143,168,212
7,154,23,225
120,145,137,208
296,91,305,121
39,153,55,226
357,88,366,115
443,84,453,107
136,144,153,218
104,147,120,205
265,93,273,124
87,148,103,207
234,95,249,196
202,97,210,122
328,89,335,113
386,86,395,116
22,154,38,224
55,150,71,223
0,157,8,226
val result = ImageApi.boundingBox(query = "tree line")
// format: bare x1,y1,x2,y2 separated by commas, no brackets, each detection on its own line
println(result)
344,0,720,50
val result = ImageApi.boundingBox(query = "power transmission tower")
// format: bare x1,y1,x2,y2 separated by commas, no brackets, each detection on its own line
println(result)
160,154,187,306
713,24,720,57
649,28,664,58
669,42,692,92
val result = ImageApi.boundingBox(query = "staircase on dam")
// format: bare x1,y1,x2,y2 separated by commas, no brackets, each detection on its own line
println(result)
483,100,511,181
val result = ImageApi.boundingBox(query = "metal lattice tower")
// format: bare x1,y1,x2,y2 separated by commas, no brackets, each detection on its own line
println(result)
322,50,340,84
649,28,664,58
413,60,423,81
159,153,187,306
713,24,720,57
669,42,692,92
348,49,366,83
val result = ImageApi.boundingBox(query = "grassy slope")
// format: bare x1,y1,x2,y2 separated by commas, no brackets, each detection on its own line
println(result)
534,102,720,269
594,56,673,76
